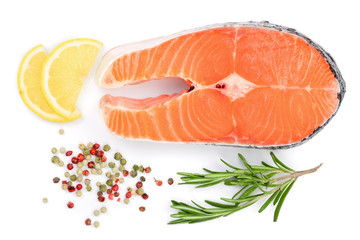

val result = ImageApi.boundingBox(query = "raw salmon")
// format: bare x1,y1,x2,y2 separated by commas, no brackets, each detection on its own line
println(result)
96,22,345,148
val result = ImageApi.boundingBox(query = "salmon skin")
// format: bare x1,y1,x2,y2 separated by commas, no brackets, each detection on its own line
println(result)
96,21,345,149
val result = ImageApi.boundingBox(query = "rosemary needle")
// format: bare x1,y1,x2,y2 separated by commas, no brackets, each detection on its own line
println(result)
169,152,322,224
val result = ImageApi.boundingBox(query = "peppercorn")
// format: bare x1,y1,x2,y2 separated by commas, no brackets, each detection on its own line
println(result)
114,152,122,160
127,187,133,192
77,153,85,162
96,150,104,157
112,167,118,173
83,149,90,156
142,193,149,200
110,175,116,181
83,170,89,176
62,184,68,190
59,129,64,135
42,197,48,203
140,176,146,182
98,196,105,202
103,144,111,151
136,182,143,189
94,210,100,216
139,165,144,172
93,143,100,149
95,163,101,169
51,156,60,164
67,201,74,208
101,156,107,162
96,182,101,187
100,207,107,213
130,170,137,178
65,151,73,156
77,163,83,169
91,169,97,174
108,162,115,168
112,184,119,191
119,178,124,183
120,158,127,165
97,169,103,175
139,206,146,212
86,186,92,192
77,169,82,175
106,179,113,187
115,172,120,178
131,190,136,195
71,157,78,164
133,164,139,171
114,192,120,197
58,161,64,167
83,160,88,165
79,144,85,150
126,192,132,198
88,161,95,168
154,178,163,186
123,170,129,177
77,175,83,182
168,178,174,185
95,157,101,163
70,175,77,181
124,198,130,204
85,218,91,226
53,177,60,183
51,147,57,154
67,181,73,186
137,188,144,195
84,179,91,186
60,147,66,154
93,221,100,228
145,167,152,173
76,191,82,197
90,149,96,155
100,162,107,168
68,186,75,192
99,185,107,192
67,163,74,170
76,184,83,190
87,142,93,149
118,165,124,171
85,155,91,160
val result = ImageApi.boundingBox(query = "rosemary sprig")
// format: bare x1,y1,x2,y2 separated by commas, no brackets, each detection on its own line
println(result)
169,152,322,224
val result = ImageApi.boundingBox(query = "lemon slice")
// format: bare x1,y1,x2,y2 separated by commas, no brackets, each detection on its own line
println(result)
18,45,81,122
41,38,102,118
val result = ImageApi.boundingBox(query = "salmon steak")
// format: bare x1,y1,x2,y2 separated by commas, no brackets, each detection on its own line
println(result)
96,22,345,148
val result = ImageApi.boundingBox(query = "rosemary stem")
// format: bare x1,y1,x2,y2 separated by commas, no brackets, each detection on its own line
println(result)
271,163,323,183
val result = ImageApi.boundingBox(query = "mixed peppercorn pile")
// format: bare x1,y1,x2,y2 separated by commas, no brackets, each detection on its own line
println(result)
45,129,174,228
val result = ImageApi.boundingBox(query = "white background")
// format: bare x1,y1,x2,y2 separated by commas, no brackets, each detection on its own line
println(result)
0,0,358,239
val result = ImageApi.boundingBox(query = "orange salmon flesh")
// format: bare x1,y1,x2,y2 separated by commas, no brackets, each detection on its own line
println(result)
96,22,345,148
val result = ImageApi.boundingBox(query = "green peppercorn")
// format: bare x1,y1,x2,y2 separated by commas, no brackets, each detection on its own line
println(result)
87,142,93,149
51,156,60,164
94,221,100,228
91,169,97,174
114,152,122,160
60,147,66,154
124,199,129,204
68,181,73,186
78,144,85,150
99,184,107,192
83,148,90,156
100,207,107,213
77,169,82,175
42,197,48,203
112,167,118,173
137,188,144,195
119,177,124,183
86,155,91,160
70,175,77,181
115,172,120,178
139,165,144,172
110,175,116,181
95,157,101,163
140,176,146,182
65,172,70,178
103,144,111,151
76,191,82,197
77,175,83,182
105,172,111,178
130,170,137,178
106,179,113,186
108,162,115,168
120,158,127,165
133,164,139,171
118,165,124,171
51,147,57,154
100,162,107,168
59,129,64,135
97,169,103,175
94,210,100,216
86,186,92,192
95,163,101,170
58,161,64,167
83,160,88,165
62,184,68,190
77,162,83,168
